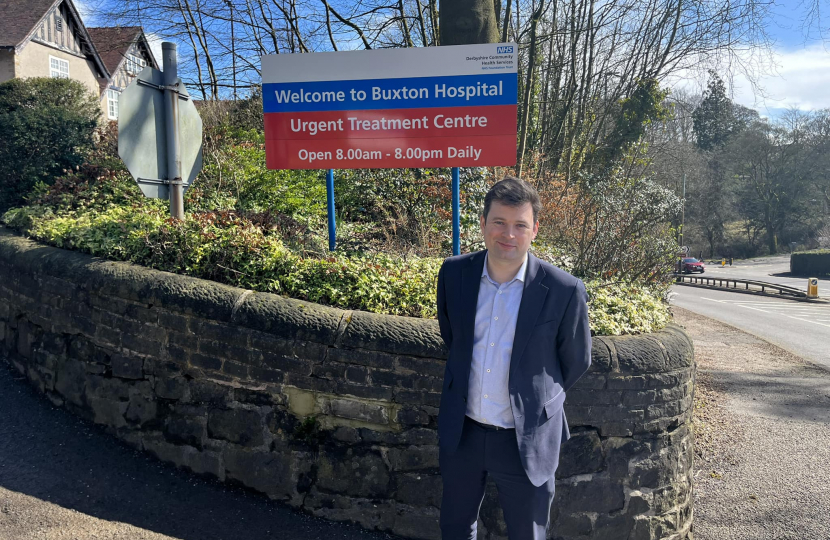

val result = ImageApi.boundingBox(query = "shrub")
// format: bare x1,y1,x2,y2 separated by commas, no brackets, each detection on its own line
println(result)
790,250,830,276
0,78,100,212
536,161,682,284
0,116,673,335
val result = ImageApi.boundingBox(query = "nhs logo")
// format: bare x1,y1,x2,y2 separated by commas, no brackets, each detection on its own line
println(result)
497,46,513,54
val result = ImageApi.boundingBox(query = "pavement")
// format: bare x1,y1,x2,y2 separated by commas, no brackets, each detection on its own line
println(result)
0,360,395,540
675,307,830,540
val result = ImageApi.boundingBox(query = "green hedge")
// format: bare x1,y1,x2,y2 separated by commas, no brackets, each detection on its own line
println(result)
0,78,100,212
791,250,830,276
2,199,671,336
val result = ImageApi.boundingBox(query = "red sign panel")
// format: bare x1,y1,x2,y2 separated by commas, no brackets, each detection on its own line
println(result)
265,134,517,170
265,105,517,140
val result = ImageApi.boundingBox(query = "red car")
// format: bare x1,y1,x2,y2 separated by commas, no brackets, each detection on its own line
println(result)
680,258,705,273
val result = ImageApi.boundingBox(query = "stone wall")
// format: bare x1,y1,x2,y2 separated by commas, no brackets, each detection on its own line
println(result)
0,228,695,540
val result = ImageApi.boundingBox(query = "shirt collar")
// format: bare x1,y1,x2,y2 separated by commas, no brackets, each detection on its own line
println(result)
482,252,529,284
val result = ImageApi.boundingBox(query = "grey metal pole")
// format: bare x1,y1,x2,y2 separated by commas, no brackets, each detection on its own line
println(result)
162,42,184,220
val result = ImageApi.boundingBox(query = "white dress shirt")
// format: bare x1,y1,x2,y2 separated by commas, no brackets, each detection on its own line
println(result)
465,253,528,428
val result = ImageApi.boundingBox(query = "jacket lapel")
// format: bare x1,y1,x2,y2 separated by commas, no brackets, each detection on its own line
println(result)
509,253,548,375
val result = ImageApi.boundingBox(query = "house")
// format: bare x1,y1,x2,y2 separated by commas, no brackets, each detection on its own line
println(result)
0,0,157,120
86,26,158,120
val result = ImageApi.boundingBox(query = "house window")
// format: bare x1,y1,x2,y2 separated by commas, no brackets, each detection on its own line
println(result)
126,54,146,75
107,89,120,120
49,56,69,78
55,14,63,32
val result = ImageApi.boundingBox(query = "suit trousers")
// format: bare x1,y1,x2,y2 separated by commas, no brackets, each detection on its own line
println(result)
439,416,556,540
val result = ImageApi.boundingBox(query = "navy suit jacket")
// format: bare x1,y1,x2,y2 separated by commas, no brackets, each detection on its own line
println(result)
436,250,592,487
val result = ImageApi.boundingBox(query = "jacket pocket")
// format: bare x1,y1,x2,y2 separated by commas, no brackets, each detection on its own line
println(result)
543,390,567,419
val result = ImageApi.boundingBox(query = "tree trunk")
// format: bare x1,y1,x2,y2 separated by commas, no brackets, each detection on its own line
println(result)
439,0,499,45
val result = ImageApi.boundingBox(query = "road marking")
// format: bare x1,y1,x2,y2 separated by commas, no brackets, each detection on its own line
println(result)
697,296,830,328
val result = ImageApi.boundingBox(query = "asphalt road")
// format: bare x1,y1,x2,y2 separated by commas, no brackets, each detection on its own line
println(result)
670,287,830,369
694,255,828,292
0,360,396,540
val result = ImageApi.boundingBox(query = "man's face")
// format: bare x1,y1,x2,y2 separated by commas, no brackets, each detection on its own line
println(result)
480,201,539,265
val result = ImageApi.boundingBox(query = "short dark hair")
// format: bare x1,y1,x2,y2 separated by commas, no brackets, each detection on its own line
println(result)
483,176,542,223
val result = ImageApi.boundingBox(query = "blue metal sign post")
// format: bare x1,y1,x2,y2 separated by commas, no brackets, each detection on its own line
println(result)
326,169,336,251
452,167,460,255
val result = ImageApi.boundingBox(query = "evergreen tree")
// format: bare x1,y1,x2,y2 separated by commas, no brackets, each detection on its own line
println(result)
692,72,736,151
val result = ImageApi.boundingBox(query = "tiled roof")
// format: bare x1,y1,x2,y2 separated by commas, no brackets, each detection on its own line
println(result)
86,26,143,75
0,0,61,48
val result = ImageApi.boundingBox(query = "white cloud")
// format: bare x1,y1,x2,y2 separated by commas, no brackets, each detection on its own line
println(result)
667,43,830,116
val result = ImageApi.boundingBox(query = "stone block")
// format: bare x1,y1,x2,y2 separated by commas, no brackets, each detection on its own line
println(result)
550,512,593,537
249,365,285,384
590,337,614,372
334,381,393,401
401,427,438,446
185,449,224,480
592,512,635,540
168,331,198,351
555,475,625,514
189,353,222,372
222,360,249,380
557,430,603,478
157,310,191,331
616,336,667,374
603,437,651,480
125,303,158,324
326,347,395,370
41,334,66,356
16,319,37,359
207,408,265,447
344,365,368,384
396,356,445,379
392,505,441,540
86,375,131,401
111,354,144,379
164,415,207,449
332,426,361,443
565,389,622,406
233,386,283,407
126,392,158,426
193,319,249,348
394,389,442,408
189,379,230,404
394,473,442,507
387,445,439,471
223,447,293,498
286,374,336,393
327,398,388,425
68,336,94,361
155,376,189,400
250,332,327,363
396,407,430,426
54,358,87,407
311,361,347,380
316,450,391,498
88,396,128,428
95,324,122,348
144,434,190,469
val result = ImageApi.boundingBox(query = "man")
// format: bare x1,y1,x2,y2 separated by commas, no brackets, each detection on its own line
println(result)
436,176,592,539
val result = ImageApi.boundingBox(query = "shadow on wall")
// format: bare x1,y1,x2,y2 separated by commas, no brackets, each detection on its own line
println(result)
0,361,396,540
